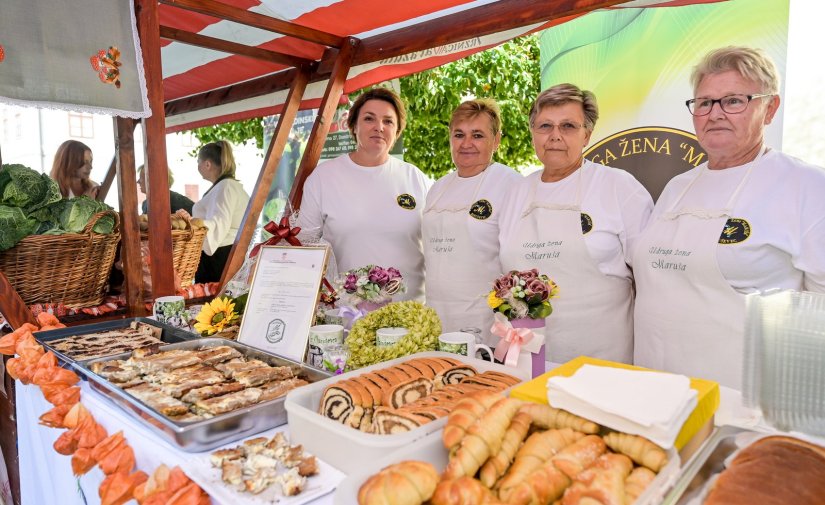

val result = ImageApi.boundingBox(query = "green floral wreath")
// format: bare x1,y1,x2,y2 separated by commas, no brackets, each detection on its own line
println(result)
345,301,441,369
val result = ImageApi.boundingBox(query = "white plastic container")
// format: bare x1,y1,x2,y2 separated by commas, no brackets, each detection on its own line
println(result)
284,351,530,473
333,425,680,505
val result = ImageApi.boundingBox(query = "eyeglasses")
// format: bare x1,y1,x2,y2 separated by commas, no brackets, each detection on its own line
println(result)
685,93,773,116
531,121,584,135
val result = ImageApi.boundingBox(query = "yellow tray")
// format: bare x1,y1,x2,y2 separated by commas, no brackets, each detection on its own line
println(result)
509,356,720,451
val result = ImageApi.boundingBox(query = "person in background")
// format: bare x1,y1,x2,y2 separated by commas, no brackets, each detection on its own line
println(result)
50,140,99,199
423,99,522,345
297,87,430,301
498,83,653,364
137,164,194,215
192,140,250,283
633,46,825,388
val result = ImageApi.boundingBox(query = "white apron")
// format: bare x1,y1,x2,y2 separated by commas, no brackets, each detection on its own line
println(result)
633,149,764,389
499,168,634,363
424,170,499,345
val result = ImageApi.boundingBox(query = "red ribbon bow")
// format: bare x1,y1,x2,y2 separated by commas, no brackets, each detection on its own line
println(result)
250,217,302,257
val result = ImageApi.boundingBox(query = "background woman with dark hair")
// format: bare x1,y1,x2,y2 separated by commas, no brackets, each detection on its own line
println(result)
192,140,249,283
50,140,99,199
297,87,430,300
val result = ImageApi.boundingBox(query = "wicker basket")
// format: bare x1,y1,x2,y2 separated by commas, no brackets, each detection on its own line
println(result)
0,210,121,308
141,215,207,287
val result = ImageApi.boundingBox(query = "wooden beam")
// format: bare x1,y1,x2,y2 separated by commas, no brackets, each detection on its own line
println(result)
114,117,146,316
352,0,626,65
97,155,117,201
159,25,311,68
219,65,312,287
290,37,357,210
136,0,176,297
164,67,299,117
159,0,344,48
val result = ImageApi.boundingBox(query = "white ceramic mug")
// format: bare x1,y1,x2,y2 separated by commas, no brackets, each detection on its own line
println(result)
307,324,345,368
153,295,189,328
376,327,409,347
438,331,493,361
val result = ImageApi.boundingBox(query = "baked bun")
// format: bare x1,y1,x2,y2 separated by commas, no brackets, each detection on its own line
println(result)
357,460,439,505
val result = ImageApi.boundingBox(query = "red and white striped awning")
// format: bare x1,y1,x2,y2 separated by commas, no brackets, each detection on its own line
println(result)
160,0,725,132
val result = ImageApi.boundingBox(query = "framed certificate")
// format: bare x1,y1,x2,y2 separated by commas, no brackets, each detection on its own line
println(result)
237,245,328,362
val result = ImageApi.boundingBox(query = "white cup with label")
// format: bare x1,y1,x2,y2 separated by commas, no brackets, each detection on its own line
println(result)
438,331,494,361
307,324,345,368
376,327,409,347
153,295,189,328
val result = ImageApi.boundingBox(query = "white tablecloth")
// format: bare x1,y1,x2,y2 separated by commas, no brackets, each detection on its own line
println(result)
16,381,335,505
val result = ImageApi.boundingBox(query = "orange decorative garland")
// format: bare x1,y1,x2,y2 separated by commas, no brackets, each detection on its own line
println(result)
0,313,210,505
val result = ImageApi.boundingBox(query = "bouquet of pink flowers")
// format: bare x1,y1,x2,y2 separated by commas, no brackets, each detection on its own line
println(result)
339,264,406,305
487,268,559,320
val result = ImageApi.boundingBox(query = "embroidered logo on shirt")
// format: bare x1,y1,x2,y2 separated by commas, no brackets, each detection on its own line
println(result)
580,213,594,234
397,193,416,210
469,199,493,220
718,218,751,244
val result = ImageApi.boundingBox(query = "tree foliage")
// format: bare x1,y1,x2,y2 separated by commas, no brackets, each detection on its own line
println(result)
186,35,540,178
401,35,540,178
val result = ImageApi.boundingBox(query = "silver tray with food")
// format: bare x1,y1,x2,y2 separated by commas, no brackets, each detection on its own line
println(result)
35,317,200,369
78,338,331,451
663,424,825,504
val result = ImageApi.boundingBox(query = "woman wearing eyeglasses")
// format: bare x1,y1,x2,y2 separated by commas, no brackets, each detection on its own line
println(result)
498,83,653,365
633,46,825,388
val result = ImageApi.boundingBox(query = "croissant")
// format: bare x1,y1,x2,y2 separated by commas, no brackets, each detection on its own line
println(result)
499,460,571,505
442,392,502,451
552,435,607,479
480,411,532,488
603,432,667,473
519,402,600,434
496,428,584,494
444,397,522,479
624,467,656,504
358,460,440,505
561,453,633,505
430,477,505,505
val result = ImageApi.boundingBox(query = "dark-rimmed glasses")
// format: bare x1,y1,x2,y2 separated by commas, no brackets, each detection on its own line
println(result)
685,93,773,116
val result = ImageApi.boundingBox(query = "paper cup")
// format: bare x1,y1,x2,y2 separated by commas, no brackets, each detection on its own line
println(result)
307,324,344,368
153,295,189,328
375,327,409,347
438,331,493,361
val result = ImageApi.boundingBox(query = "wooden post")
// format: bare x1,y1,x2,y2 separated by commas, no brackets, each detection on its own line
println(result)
219,65,312,287
114,117,146,315
97,155,117,202
135,0,176,297
289,37,358,210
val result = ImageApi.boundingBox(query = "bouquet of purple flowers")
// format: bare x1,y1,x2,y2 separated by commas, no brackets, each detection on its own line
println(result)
488,268,559,320
339,264,406,306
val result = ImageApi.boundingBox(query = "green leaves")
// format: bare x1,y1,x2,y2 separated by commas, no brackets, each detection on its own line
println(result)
188,118,264,157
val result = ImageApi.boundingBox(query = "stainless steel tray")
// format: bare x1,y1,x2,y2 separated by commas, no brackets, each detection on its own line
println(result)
663,425,755,504
78,338,331,452
36,317,200,371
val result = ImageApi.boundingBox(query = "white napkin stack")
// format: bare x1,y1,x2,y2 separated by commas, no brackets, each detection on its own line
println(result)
547,364,698,449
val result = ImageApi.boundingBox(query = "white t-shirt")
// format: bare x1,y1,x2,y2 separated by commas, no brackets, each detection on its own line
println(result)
651,149,825,293
297,154,431,301
499,160,653,280
424,162,522,267
192,177,250,255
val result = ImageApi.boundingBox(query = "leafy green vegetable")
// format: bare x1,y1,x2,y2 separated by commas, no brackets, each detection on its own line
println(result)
0,205,38,251
47,197,115,234
0,164,62,214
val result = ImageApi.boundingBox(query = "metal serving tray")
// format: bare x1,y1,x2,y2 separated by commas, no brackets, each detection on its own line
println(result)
662,425,754,504
35,317,200,370
78,338,331,452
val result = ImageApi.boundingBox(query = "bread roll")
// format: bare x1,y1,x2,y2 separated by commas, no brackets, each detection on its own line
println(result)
430,477,504,505
358,460,439,505
603,432,667,473
519,403,599,434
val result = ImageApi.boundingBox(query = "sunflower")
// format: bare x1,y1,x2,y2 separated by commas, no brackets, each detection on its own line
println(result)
194,297,239,336
487,290,504,309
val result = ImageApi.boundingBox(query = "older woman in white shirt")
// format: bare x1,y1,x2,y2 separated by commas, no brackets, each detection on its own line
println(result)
499,83,653,364
192,140,249,283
